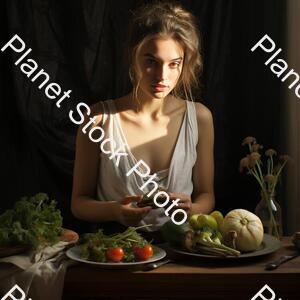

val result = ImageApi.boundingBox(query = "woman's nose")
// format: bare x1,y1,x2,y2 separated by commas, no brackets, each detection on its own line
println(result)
155,64,168,81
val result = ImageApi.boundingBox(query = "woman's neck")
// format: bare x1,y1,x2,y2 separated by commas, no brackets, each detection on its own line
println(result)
128,91,174,119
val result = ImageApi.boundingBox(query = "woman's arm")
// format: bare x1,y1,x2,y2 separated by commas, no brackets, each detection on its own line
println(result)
166,102,215,216
71,103,152,225
71,103,118,222
190,102,215,215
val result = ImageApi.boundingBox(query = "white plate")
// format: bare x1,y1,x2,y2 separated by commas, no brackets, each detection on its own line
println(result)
66,245,166,269
171,234,281,259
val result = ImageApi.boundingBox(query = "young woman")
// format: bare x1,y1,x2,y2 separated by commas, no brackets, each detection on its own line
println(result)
71,2,215,233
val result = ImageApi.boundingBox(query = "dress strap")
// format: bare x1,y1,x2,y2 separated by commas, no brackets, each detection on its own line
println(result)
99,100,109,126
186,100,199,146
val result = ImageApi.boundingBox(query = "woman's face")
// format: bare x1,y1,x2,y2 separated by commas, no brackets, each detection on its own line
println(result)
135,37,184,100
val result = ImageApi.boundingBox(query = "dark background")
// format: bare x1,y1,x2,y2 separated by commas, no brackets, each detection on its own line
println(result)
0,0,287,233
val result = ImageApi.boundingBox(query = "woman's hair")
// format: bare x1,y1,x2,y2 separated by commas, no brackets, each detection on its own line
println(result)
127,1,203,103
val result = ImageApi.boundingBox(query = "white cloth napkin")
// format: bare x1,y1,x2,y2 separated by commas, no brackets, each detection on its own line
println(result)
0,241,77,300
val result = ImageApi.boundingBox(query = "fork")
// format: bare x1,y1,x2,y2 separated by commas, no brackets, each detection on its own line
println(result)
265,253,299,270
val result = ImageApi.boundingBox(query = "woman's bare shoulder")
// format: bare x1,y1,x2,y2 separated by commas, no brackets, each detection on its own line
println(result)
168,96,212,122
87,101,106,126
192,101,213,126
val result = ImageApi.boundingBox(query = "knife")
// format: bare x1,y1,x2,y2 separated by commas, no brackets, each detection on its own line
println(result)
265,253,299,270
142,259,172,271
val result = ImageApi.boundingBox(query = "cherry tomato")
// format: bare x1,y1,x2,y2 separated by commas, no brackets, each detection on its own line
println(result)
105,247,124,262
133,245,153,261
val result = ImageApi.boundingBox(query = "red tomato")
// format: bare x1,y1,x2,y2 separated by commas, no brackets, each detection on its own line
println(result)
133,245,153,261
105,247,124,262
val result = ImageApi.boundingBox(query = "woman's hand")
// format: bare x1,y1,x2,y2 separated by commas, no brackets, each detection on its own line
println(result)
167,192,192,214
115,195,152,227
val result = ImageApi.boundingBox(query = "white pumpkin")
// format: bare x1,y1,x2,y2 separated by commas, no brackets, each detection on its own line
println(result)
221,209,264,252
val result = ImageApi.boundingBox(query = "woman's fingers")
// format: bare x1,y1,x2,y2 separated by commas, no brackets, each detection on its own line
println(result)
121,195,143,205
118,196,152,226
121,206,151,226
124,205,152,217
168,192,189,201
165,193,192,213
119,192,192,226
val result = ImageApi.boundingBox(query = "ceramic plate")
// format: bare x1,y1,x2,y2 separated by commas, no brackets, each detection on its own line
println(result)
66,245,166,269
171,234,281,259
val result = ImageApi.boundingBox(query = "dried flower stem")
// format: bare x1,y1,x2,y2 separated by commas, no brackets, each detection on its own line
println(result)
240,137,289,239
270,160,288,195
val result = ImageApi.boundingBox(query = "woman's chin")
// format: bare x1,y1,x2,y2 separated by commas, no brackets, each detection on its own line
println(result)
137,88,170,100
150,90,170,99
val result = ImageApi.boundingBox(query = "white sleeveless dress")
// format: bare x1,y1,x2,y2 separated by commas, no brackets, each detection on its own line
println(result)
96,99,198,231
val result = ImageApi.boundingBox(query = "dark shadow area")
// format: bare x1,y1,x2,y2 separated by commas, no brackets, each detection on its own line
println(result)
0,0,286,234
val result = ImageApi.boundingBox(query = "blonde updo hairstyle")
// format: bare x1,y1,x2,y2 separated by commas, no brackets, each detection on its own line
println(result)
127,1,203,103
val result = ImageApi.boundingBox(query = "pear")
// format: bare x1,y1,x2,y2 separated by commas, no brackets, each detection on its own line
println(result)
197,214,218,230
210,210,224,230
189,214,201,230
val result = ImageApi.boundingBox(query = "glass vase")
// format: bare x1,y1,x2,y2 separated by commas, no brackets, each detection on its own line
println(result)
255,191,283,239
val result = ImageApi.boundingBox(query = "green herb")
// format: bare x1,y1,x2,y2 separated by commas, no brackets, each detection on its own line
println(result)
0,193,63,249
81,225,153,262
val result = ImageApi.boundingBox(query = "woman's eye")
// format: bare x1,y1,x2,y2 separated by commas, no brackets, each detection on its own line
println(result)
169,62,180,68
146,59,156,65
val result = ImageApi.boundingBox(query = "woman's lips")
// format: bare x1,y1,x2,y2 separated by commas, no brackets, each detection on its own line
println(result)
152,84,168,91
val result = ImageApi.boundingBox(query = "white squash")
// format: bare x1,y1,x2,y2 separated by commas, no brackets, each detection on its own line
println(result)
221,209,264,252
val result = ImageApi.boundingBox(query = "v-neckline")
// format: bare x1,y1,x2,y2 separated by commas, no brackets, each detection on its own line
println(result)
111,99,188,175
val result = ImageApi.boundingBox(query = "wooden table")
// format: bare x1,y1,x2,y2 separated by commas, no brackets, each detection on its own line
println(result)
63,237,300,300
